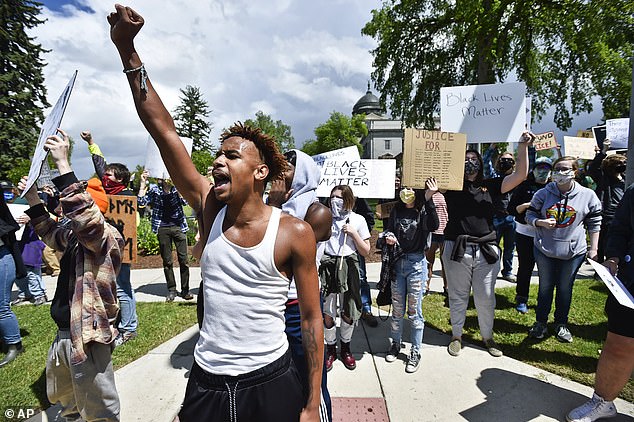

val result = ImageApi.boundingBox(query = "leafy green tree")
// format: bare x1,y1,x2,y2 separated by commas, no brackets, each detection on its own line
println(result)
172,85,213,152
244,110,295,152
0,0,50,179
301,112,368,156
191,150,214,176
362,0,633,130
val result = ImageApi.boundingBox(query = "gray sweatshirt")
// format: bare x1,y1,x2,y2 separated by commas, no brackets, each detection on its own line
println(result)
526,181,602,259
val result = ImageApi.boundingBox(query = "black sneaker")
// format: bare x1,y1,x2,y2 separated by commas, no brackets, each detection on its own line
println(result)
405,349,421,373
180,291,194,300
385,341,401,363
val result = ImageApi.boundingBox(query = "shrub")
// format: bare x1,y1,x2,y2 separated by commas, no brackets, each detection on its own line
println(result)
137,217,159,255
186,217,199,246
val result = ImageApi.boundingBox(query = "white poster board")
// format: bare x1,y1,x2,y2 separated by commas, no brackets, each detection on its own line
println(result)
525,96,532,131
440,82,526,143
588,259,634,309
7,204,29,241
144,136,193,179
311,146,360,168
316,159,396,199
606,118,629,150
22,71,78,197
563,136,596,159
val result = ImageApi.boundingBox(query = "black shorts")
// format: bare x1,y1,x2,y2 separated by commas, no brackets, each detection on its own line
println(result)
179,348,304,422
605,291,634,338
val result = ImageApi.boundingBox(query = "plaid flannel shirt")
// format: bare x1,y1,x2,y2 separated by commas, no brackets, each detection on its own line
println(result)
137,185,188,234
28,176,123,365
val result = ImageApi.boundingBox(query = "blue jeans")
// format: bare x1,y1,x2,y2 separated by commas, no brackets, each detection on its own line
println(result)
116,263,138,333
493,215,516,276
534,248,585,325
390,253,427,351
15,265,45,299
0,246,21,344
358,254,372,313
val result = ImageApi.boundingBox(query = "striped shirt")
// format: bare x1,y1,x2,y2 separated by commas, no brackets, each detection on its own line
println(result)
432,192,448,235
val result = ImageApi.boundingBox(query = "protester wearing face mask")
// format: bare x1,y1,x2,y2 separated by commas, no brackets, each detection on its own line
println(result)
382,180,439,373
442,132,533,358
526,156,602,343
587,140,627,263
320,185,371,372
508,156,553,314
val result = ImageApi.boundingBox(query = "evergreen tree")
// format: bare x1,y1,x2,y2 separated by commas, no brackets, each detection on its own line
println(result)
172,85,213,152
0,0,49,179
244,111,295,152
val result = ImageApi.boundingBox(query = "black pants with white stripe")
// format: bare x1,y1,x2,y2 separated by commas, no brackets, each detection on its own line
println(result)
179,348,304,422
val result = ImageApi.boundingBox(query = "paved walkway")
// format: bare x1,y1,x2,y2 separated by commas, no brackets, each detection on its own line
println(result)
22,260,634,421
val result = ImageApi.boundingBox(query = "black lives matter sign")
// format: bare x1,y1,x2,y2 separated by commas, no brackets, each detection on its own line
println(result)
105,195,137,264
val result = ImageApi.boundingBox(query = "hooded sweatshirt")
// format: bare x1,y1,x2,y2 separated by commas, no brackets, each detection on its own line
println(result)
526,181,602,259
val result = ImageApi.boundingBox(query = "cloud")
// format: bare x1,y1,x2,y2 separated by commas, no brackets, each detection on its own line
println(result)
32,0,381,178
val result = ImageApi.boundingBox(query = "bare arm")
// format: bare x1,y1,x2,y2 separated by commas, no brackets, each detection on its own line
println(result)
107,5,210,215
290,220,324,421
501,132,534,193
304,202,332,242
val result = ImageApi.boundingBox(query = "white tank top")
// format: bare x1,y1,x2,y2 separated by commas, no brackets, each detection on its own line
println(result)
195,206,290,375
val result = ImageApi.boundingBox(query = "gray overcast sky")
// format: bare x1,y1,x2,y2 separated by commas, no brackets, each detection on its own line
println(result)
34,0,604,179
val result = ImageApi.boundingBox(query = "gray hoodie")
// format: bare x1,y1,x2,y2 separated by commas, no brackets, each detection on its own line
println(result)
526,181,602,259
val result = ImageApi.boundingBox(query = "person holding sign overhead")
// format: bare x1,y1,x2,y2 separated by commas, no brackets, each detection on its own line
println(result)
442,131,533,358
320,185,371,372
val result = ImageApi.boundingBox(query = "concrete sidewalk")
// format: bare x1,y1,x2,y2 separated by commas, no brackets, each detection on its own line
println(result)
26,260,634,421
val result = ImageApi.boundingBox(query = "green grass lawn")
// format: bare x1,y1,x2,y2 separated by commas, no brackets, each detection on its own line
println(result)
1,302,197,413
419,278,634,402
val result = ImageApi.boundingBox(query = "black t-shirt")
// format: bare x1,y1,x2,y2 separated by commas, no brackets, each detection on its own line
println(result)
50,236,77,330
488,176,512,217
444,178,503,240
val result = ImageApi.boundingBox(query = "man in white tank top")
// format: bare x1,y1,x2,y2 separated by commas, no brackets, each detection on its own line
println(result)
109,7,324,421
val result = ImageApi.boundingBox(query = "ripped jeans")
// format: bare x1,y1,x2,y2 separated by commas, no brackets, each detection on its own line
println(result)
390,252,427,352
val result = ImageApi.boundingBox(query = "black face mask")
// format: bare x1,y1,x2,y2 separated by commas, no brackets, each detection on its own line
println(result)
614,164,626,173
498,159,514,173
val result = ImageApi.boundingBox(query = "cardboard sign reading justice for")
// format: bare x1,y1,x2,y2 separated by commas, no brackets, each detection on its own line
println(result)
402,129,467,191
104,195,137,264
533,131,557,151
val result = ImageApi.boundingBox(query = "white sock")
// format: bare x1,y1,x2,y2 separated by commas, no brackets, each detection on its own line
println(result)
324,325,337,345
339,320,354,343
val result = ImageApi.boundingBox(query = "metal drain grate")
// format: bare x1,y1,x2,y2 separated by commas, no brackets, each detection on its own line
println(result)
331,397,389,422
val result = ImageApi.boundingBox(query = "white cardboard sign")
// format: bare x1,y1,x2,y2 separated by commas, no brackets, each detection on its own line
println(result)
316,159,396,199
144,136,193,179
440,82,526,143
311,146,360,168
22,71,77,197
606,118,629,150
588,259,634,309
563,136,596,159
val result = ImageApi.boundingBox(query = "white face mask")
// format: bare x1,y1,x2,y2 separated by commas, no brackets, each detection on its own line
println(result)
533,168,551,184
552,170,575,185
330,197,346,219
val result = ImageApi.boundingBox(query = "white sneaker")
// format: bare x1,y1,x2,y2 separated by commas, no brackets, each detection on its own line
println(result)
566,393,617,422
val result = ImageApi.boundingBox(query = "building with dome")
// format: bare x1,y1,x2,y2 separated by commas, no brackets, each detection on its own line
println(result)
352,84,404,161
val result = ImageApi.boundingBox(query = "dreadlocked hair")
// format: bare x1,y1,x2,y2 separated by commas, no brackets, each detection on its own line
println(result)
220,122,288,183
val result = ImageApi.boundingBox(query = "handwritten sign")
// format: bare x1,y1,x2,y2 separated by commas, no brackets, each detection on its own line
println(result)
402,129,466,191
375,201,398,219
563,136,596,160
440,82,526,143
316,159,395,198
7,204,29,241
533,131,558,151
104,195,137,264
311,146,360,168
144,136,193,179
22,71,77,197
606,118,629,150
